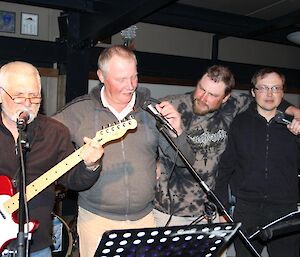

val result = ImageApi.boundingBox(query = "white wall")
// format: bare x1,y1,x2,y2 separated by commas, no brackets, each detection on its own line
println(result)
119,23,212,59
0,1,60,41
106,22,300,70
219,37,300,69
41,77,58,115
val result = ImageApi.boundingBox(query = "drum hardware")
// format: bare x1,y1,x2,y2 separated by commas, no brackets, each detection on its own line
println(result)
52,213,73,257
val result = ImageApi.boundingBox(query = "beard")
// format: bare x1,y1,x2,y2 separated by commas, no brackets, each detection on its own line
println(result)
1,105,39,124
192,99,212,115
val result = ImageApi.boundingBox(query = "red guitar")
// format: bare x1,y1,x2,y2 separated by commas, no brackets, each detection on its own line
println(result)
0,118,137,252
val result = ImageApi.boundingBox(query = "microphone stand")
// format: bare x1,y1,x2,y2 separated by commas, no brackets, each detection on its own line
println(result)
155,121,262,257
16,120,30,257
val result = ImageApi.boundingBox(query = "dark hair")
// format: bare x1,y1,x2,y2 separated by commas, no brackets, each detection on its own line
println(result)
206,65,235,95
251,67,286,89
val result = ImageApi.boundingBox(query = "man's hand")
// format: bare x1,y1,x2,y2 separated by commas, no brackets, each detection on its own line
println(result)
155,101,183,136
81,136,104,171
285,105,300,120
287,118,300,136
284,106,300,135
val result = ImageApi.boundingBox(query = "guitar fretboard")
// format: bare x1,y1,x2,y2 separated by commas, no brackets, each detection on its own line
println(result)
4,147,83,214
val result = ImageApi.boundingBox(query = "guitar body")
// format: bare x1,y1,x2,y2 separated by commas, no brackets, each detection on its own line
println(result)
0,176,38,253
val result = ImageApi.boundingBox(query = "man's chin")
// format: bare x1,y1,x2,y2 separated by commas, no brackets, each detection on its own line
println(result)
193,104,211,115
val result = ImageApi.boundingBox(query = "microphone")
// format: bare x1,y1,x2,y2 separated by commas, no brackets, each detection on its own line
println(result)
274,110,293,125
17,111,30,128
143,100,178,135
249,210,300,241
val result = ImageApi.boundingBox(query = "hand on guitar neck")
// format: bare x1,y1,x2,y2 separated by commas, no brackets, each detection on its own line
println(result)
0,118,137,253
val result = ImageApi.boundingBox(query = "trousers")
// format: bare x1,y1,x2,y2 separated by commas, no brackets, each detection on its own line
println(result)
77,207,156,257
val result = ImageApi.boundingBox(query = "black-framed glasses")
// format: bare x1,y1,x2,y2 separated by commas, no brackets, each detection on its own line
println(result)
254,85,283,94
0,87,42,104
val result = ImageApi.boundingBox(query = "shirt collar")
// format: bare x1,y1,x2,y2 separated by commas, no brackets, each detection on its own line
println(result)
100,86,136,120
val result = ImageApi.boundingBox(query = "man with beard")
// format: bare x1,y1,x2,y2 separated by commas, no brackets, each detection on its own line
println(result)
154,65,300,227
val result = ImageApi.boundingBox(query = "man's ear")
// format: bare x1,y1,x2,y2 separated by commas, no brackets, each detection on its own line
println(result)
251,88,255,98
222,93,231,104
97,69,104,83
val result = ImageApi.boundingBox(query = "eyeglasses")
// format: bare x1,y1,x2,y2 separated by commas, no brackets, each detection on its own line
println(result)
254,85,283,94
0,87,42,104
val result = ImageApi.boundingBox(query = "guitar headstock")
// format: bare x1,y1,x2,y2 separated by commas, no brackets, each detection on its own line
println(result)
95,117,137,145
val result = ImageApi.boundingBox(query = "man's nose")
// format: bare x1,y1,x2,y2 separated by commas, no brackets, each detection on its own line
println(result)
266,88,273,96
23,98,32,106
127,78,137,89
200,91,209,102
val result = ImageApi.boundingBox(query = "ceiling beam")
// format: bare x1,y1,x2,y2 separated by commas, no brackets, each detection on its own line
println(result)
143,3,261,35
77,0,177,44
143,3,299,46
246,9,300,37
1,0,96,11
3,0,300,46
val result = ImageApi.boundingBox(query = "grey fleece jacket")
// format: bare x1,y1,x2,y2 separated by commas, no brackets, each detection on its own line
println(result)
53,86,195,220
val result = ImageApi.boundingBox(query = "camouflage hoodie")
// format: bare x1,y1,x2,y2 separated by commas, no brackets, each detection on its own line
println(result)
154,91,271,217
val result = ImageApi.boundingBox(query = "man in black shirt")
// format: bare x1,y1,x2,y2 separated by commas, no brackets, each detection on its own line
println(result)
0,61,104,256
215,67,300,257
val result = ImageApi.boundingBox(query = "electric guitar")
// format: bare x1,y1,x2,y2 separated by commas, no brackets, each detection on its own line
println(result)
0,118,137,253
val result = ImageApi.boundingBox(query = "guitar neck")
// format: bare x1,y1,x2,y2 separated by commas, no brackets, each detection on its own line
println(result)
3,147,83,214
2,118,138,215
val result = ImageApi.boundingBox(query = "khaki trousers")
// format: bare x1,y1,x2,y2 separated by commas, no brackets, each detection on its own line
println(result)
77,207,156,257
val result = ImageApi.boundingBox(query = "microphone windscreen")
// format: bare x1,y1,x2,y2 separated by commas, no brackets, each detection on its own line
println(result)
142,97,160,110
274,111,292,125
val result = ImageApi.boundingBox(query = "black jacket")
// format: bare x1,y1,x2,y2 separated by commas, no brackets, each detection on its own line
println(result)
215,102,300,209
0,113,100,252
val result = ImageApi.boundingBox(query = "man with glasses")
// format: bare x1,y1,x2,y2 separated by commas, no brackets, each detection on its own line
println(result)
215,67,300,257
0,61,104,257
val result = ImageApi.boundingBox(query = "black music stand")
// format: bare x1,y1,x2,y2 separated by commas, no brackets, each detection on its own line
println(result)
94,223,241,257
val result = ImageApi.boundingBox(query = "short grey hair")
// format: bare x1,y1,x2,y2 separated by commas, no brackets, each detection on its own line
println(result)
0,61,41,91
97,45,137,75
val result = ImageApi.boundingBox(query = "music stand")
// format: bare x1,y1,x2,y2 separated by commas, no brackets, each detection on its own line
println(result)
94,223,241,257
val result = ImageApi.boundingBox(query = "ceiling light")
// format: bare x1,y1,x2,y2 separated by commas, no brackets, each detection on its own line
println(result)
287,31,300,45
